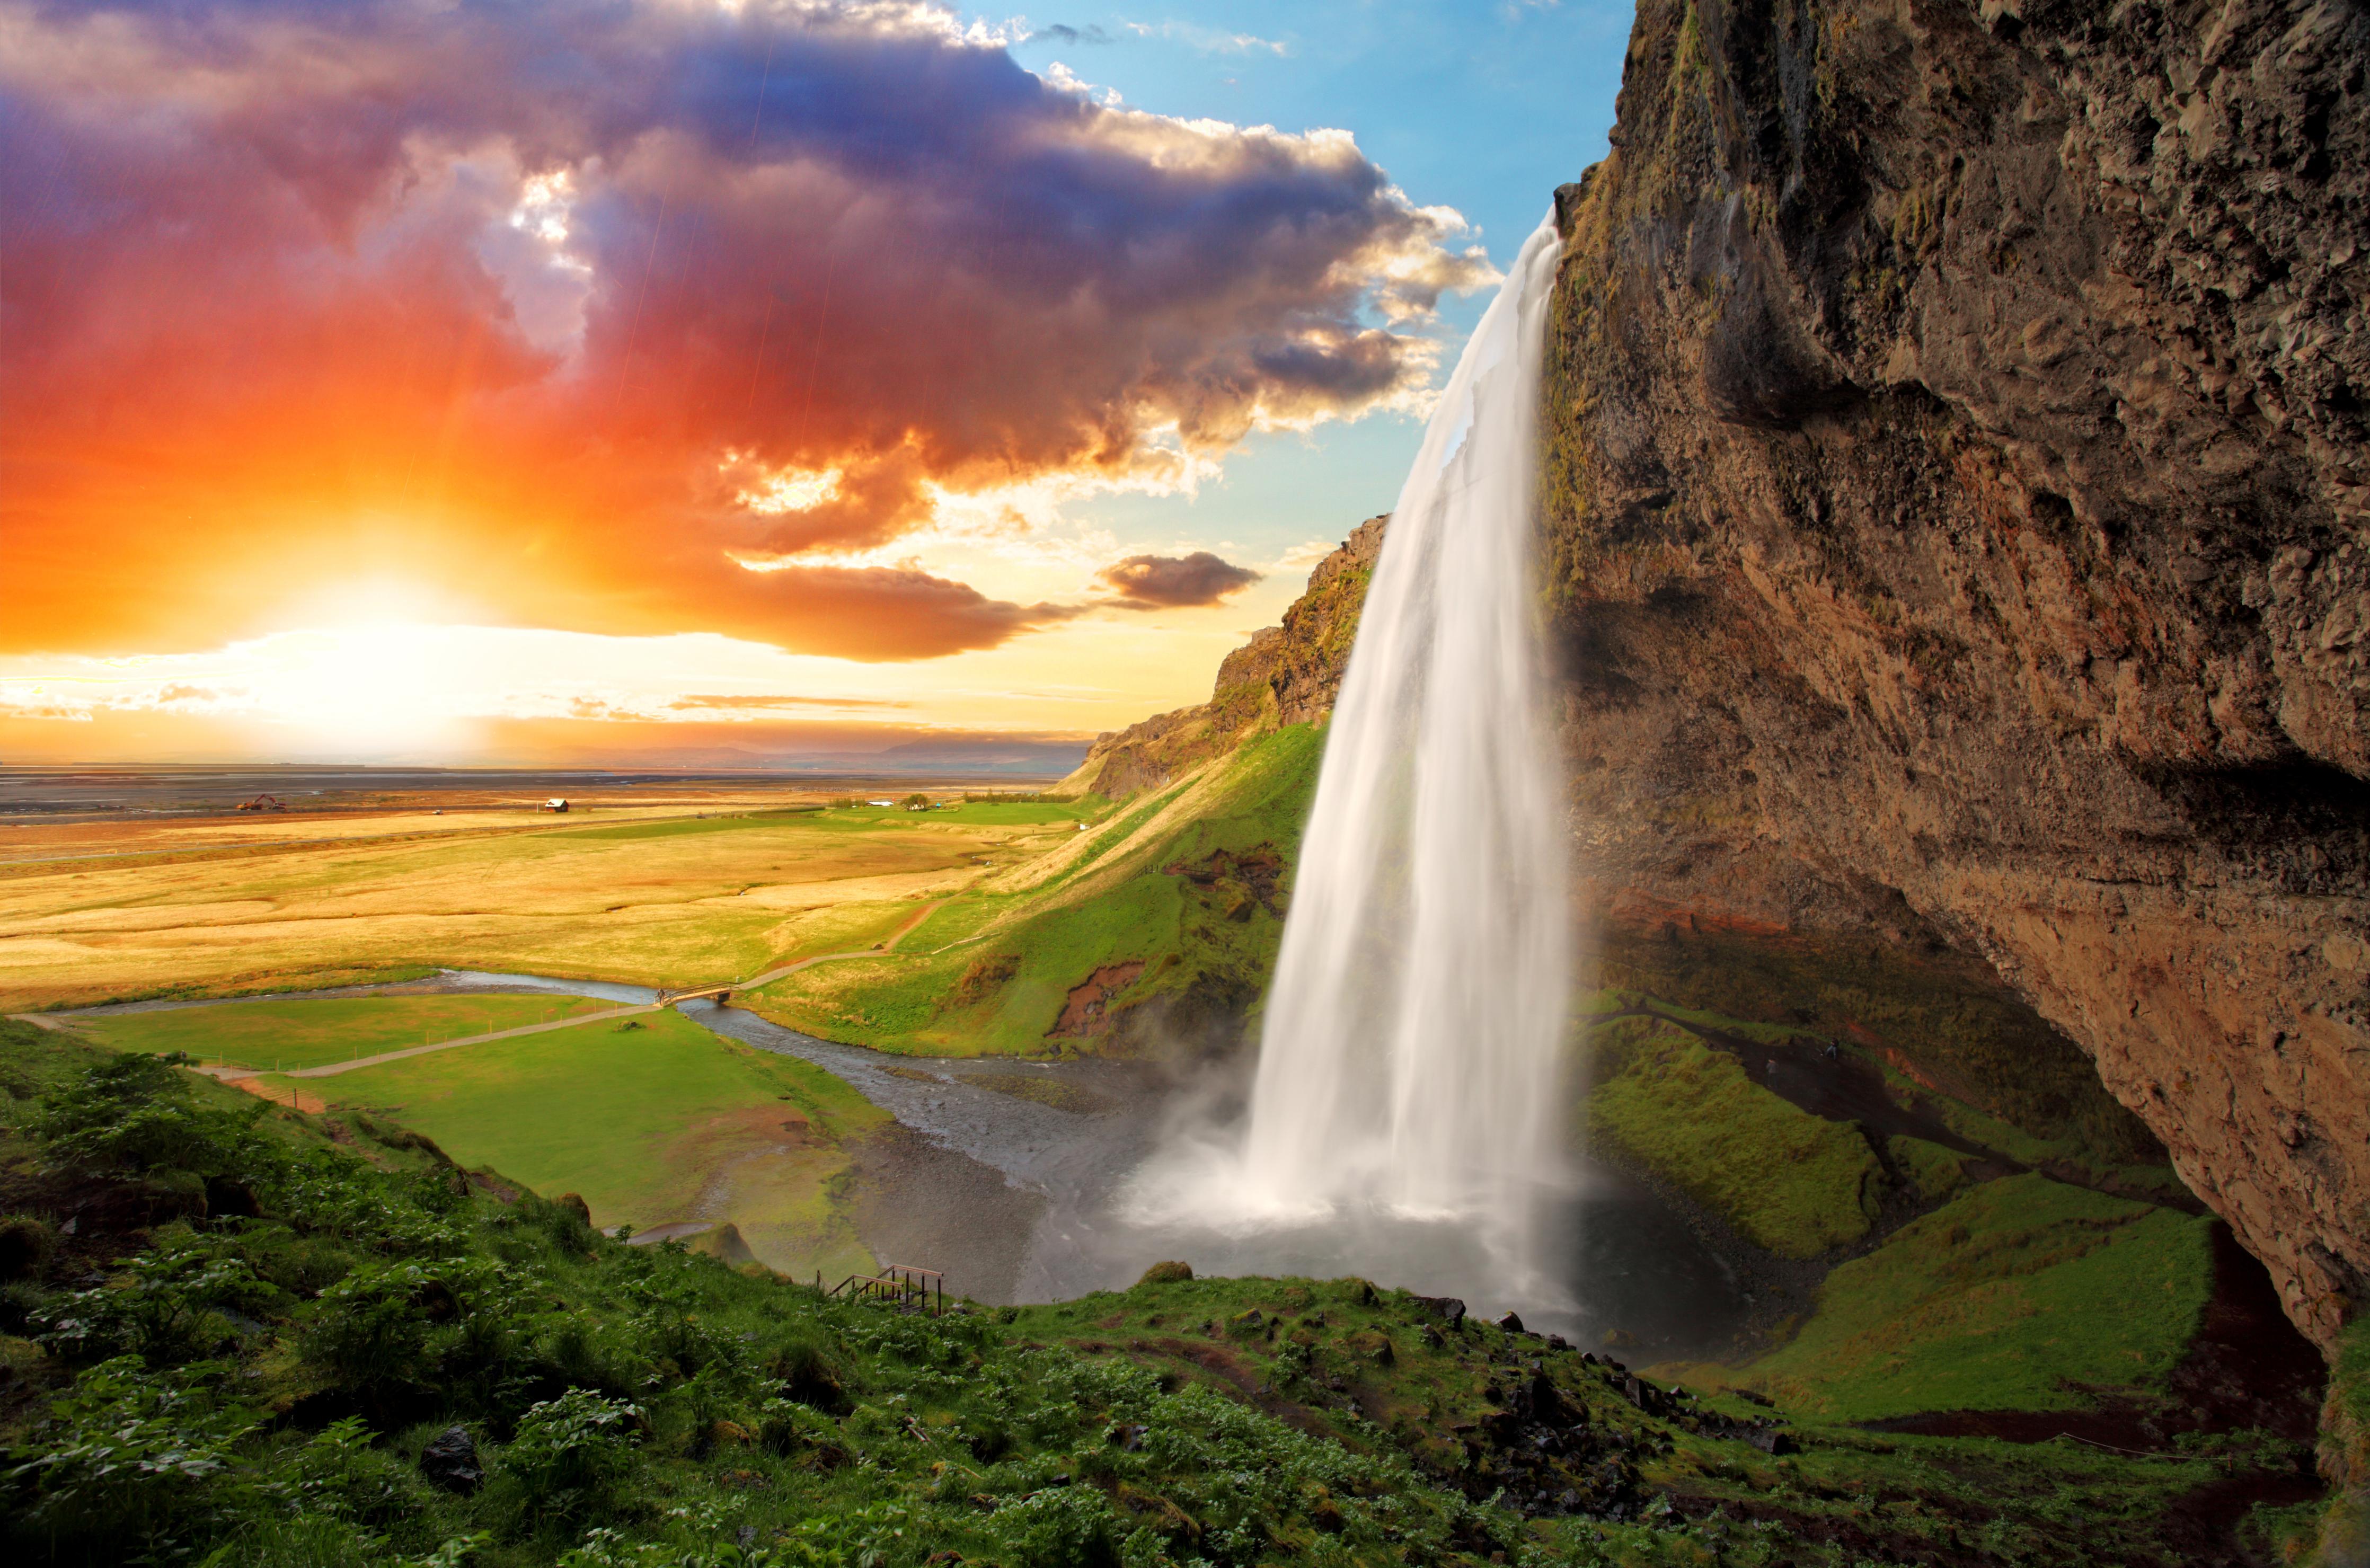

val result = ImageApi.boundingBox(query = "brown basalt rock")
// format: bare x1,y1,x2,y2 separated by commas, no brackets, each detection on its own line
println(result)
1547,0,2370,1347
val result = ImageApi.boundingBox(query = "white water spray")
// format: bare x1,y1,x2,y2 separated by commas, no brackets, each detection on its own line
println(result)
1136,216,1571,1288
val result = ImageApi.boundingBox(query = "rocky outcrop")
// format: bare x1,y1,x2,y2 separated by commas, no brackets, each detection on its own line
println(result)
1545,0,2370,1346
1058,517,1385,798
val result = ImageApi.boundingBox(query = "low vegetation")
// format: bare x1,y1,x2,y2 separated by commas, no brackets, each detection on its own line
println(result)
1678,1173,2216,1420
0,1021,2324,1567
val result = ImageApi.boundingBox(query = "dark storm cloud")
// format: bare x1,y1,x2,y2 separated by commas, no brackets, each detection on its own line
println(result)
1096,552,1265,609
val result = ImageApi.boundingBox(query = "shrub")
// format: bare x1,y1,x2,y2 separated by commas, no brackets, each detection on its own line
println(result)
986,1484,1124,1568
31,1055,261,1178
33,1232,281,1367
502,1388,643,1511
766,1337,847,1412
303,1262,448,1401
6,1356,258,1560
276,1415,420,1526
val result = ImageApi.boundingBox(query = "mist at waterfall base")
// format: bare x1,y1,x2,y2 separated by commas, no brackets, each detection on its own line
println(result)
1086,216,1629,1333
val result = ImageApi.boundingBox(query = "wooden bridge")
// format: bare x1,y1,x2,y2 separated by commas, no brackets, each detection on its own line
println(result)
656,982,733,1006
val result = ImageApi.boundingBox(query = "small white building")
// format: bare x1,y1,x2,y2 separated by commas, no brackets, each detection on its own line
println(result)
543,798,570,812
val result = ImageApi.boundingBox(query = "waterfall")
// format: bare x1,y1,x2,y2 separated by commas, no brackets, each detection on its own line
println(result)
1133,215,1572,1291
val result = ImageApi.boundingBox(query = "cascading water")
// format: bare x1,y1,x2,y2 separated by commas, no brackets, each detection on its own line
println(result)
1125,215,1572,1296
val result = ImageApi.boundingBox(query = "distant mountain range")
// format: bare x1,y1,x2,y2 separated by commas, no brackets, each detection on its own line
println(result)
588,736,1092,776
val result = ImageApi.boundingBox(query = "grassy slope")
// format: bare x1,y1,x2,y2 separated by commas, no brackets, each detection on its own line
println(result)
0,1019,2295,1568
1684,1173,2216,1421
745,727,1324,1058
1586,1015,1882,1259
271,1009,885,1280
76,995,618,1071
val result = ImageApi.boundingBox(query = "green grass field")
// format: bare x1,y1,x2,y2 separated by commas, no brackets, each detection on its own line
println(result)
1586,1014,1883,1258
74,994,617,1071
259,1007,886,1279
1673,1172,2215,1420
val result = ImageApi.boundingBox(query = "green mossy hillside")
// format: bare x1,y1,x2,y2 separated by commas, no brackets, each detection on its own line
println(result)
1585,1017,1882,1259
1014,1265,2305,1567
1681,1173,2215,1422
745,727,1324,1058
1593,922,2166,1178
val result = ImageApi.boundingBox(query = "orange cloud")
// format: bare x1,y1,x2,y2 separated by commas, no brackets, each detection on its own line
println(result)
0,0,1490,660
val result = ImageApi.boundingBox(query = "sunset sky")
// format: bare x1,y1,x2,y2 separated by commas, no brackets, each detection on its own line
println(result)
0,0,1625,766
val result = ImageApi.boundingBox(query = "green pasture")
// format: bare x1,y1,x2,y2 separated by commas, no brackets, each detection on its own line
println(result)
74,994,617,1072
1586,1014,1883,1258
1700,1172,2216,1420
274,1009,885,1279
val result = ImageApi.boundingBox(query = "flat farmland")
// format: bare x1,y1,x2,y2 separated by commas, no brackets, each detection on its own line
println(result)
75,993,620,1070
245,1007,890,1279
0,800,1088,1008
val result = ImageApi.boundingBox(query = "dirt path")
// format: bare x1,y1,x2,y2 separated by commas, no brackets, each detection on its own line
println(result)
281,1004,656,1077
735,898,948,992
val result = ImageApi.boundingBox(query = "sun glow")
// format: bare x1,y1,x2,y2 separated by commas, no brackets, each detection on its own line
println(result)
245,623,474,752
735,464,847,515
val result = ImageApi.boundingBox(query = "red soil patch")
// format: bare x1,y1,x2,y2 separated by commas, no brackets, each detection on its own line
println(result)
1048,963,1145,1037
230,1077,325,1114
669,1105,818,1152
1602,890,1796,942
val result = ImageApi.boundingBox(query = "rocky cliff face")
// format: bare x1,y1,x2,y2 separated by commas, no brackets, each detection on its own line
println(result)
1058,516,1385,798
1545,0,2370,1346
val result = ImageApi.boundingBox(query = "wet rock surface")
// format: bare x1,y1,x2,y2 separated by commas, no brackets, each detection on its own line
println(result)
1546,0,2370,1349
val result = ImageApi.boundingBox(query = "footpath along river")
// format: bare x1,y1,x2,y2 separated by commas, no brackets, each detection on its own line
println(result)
26,968,1753,1356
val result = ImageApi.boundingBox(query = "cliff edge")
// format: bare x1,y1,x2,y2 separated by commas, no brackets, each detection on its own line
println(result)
1545,0,2369,1348
1057,516,1385,798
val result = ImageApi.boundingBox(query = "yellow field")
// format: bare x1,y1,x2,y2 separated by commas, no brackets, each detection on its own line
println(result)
0,798,1089,1008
